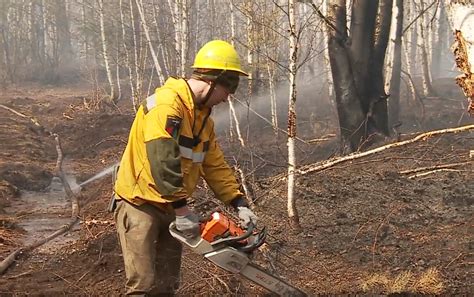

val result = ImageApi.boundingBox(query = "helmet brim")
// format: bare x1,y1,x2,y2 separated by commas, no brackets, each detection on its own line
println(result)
191,65,248,77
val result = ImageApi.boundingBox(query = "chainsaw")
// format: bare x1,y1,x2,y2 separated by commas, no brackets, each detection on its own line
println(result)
169,212,307,296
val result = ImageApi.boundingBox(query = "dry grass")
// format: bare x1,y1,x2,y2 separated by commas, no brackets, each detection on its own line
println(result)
361,268,444,294
413,268,445,295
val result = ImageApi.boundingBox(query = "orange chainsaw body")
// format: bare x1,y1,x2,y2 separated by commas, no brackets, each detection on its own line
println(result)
200,212,245,243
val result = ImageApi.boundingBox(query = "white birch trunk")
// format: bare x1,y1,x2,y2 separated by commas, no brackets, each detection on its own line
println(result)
417,0,436,96
167,0,180,74
407,1,418,76
28,2,34,64
384,0,399,93
152,4,170,77
229,99,245,147
229,0,236,139
445,1,474,114
446,1,474,74
267,63,278,134
432,2,447,78
97,0,116,102
386,0,404,128
180,0,188,77
322,0,334,101
116,27,122,101
403,39,418,106
246,5,253,102
130,0,141,100
135,0,165,85
429,3,439,76
228,0,245,146
43,0,49,62
228,107,234,139
120,0,138,111
287,0,300,230
81,0,88,61
147,65,154,96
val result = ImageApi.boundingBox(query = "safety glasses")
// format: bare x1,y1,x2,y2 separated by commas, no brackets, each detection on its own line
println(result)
216,73,240,94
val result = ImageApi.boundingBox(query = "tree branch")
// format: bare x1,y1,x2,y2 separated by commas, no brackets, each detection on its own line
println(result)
309,1,347,42
402,0,438,35
297,124,474,176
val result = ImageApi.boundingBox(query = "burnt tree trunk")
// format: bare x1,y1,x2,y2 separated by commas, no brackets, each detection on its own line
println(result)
368,0,393,136
327,0,366,153
327,0,392,152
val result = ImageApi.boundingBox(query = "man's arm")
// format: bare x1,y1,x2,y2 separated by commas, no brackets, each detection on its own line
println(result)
202,127,247,207
143,100,188,204
202,127,257,227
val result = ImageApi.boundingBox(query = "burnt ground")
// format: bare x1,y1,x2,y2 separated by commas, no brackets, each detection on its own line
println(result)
0,80,472,296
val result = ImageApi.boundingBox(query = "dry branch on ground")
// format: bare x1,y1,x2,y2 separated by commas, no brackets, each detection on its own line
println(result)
296,124,474,177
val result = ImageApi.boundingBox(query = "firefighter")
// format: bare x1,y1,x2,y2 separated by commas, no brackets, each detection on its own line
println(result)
113,40,258,296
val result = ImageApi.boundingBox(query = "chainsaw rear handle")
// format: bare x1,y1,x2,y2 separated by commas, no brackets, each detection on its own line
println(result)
210,223,266,253
209,222,255,246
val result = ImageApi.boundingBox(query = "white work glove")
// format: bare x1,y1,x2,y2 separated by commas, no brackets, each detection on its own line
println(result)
237,206,258,228
175,206,200,239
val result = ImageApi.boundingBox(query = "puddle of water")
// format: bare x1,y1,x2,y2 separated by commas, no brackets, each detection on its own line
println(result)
5,178,80,254
5,163,118,254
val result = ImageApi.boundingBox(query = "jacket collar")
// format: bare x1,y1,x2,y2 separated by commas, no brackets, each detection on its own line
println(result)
161,77,195,112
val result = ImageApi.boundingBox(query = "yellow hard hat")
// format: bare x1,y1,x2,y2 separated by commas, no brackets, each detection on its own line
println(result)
192,40,248,76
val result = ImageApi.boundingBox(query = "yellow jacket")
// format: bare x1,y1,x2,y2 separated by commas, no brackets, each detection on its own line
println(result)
114,77,243,212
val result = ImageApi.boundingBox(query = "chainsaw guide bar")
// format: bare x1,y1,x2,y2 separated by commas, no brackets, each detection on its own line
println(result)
169,212,307,296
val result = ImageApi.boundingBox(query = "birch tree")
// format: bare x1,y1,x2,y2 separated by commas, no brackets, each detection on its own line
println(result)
135,0,165,85
180,0,188,77
431,2,448,79
417,0,437,97
229,0,245,146
385,0,404,129
167,0,180,75
287,0,301,230
322,0,335,101
446,0,474,115
119,0,138,110
98,0,116,102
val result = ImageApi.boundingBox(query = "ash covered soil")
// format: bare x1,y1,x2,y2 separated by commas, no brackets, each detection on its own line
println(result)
0,82,472,296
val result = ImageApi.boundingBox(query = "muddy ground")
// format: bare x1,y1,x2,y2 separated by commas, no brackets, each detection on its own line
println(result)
0,80,472,296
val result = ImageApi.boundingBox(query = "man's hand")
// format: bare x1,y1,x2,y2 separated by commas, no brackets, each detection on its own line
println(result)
237,206,257,227
174,206,200,239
